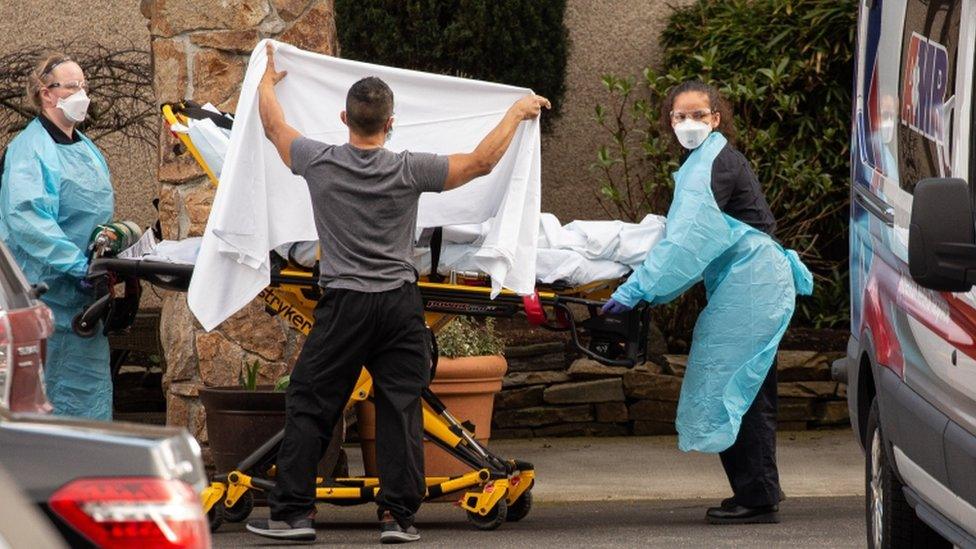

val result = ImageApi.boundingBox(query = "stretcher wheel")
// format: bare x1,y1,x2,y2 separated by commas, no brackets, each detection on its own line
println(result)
207,503,224,532
466,497,507,531
506,489,532,522
222,490,254,523
72,312,98,338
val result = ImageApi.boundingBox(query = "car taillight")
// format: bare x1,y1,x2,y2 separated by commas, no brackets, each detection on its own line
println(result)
48,477,210,549
0,311,13,408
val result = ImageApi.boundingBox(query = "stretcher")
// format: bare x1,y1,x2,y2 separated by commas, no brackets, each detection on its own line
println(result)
75,101,652,531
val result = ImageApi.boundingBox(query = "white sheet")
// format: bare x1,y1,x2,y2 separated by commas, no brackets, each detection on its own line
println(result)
187,39,541,331
411,213,666,285
539,213,666,265
413,245,630,286
138,212,665,288
144,238,202,265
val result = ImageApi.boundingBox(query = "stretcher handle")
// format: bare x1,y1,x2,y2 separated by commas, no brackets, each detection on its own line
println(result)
88,258,194,292
72,293,111,338
171,100,234,130
549,299,640,368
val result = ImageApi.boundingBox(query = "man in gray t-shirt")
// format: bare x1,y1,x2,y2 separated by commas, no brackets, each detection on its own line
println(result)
289,138,447,292
246,44,550,545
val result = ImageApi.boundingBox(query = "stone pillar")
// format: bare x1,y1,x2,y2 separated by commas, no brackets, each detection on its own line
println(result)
140,0,338,460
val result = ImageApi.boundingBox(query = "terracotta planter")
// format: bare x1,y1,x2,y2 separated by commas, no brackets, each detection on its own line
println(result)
357,355,508,478
200,386,345,479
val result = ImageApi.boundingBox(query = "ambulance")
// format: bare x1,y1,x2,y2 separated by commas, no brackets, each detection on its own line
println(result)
838,0,976,545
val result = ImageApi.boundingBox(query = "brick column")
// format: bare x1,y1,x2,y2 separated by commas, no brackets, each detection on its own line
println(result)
140,0,338,460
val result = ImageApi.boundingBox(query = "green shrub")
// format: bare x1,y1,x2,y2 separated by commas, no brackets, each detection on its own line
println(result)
335,0,569,128
436,317,505,359
593,0,857,338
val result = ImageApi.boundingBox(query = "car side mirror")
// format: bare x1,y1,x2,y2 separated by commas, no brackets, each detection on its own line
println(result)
908,178,976,292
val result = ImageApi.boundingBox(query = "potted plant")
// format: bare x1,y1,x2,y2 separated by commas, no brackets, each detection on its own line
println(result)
199,361,344,509
357,317,508,477
199,361,290,475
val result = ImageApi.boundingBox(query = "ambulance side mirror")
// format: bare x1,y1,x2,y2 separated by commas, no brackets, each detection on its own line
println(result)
909,178,976,292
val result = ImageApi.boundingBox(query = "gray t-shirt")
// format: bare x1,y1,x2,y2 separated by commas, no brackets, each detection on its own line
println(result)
290,137,449,292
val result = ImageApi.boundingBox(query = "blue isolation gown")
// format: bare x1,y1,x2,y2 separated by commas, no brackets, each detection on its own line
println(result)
0,117,114,420
612,132,813,452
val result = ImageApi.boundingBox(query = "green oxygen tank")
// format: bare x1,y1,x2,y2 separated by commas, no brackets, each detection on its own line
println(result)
88,221,144,258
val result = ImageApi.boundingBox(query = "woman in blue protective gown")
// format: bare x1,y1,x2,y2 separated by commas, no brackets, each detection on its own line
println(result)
602,81,813,524
0,54,114,420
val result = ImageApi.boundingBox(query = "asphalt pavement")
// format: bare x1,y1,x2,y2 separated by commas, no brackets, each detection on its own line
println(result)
213,497,865,547
211,430,866,547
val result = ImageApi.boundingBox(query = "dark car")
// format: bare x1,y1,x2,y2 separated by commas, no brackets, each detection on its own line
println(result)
0,239,211,548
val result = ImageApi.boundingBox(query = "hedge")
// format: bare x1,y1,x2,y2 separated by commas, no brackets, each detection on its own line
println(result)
335,0,569,128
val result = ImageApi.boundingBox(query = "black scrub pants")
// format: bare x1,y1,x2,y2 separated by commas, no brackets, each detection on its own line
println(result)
269,283,429,527
719,361,782,508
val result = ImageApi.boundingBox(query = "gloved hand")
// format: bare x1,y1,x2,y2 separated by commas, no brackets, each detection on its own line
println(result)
601,298,633,316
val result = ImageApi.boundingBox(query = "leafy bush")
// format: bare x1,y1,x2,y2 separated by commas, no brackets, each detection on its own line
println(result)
593,0,857,338
437,317,506,359
335,0,569,128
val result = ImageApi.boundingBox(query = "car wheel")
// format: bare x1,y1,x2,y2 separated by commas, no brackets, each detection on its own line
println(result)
865,397,949,548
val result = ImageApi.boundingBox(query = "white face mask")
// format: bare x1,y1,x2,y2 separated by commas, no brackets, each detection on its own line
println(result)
56,89,91,123
674,119,712,150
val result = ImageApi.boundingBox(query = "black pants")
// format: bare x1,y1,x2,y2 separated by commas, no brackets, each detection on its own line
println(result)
719,361,782,508
269,283,429,526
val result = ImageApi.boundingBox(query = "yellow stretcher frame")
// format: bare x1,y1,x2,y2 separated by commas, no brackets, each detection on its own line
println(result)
140,102,644,530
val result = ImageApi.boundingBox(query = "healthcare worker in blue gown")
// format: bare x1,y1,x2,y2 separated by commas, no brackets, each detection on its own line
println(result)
0,54,114,420
602,81,813,524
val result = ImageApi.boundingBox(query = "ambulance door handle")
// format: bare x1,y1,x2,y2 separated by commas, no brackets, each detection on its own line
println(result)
853,186,894,226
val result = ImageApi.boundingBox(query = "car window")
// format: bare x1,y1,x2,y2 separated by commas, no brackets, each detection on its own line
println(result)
857,0,902,183
0,242,33,310
897,0,962,194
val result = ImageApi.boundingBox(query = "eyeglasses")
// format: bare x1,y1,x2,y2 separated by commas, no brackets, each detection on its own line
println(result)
670,109,713,123
47,80,88,92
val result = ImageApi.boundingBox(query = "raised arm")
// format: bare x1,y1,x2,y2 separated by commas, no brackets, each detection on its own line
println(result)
444,94,550,191
259,43,302,168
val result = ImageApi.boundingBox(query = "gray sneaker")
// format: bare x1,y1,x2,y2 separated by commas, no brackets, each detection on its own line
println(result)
379,511,420,544
246,512,316,542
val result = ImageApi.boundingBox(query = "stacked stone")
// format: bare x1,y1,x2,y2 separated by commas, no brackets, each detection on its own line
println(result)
492,347,849,438
142,0,338,460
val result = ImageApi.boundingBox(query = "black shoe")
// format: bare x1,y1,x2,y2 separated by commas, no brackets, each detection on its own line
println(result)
246,512,316,542
722,489,786,509
706,504,780,524
379,511,420,544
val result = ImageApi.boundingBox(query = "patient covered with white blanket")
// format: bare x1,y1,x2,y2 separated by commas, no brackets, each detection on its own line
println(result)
413,213,664,285
143,212,665,287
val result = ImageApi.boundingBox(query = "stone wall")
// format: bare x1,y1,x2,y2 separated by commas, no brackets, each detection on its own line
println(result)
142,0,338,458
492,344,849,438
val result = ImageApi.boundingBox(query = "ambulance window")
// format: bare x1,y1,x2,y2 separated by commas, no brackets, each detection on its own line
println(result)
897,0,961,193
